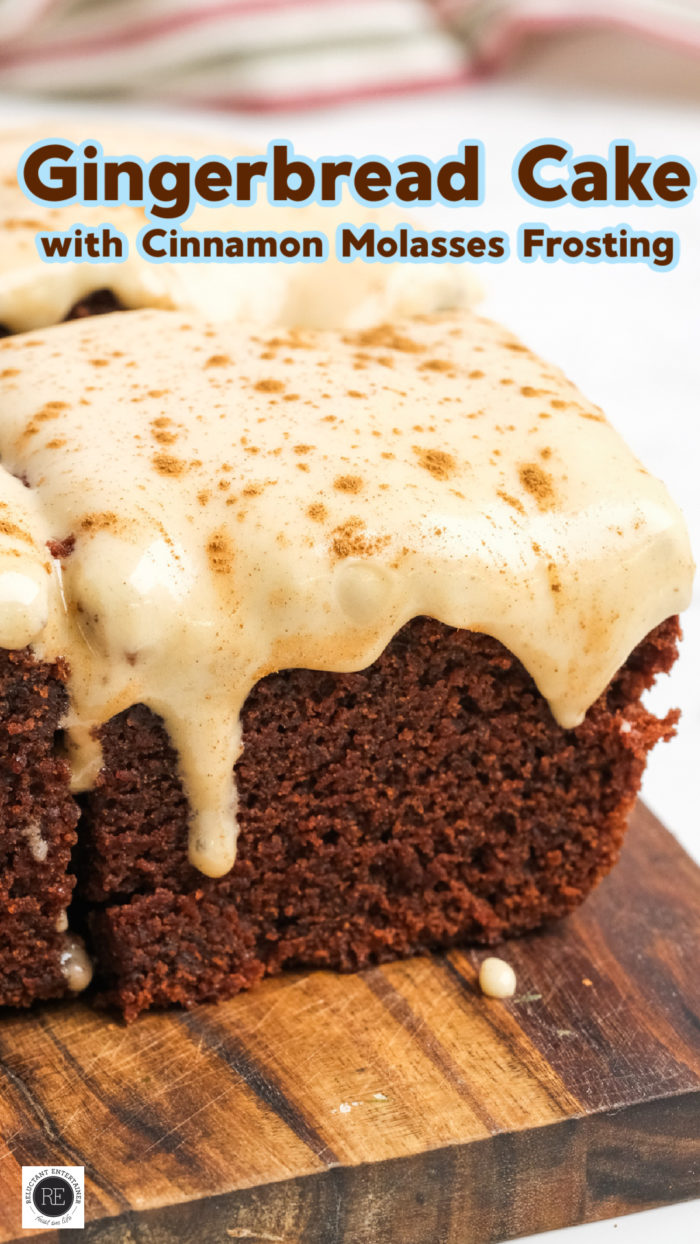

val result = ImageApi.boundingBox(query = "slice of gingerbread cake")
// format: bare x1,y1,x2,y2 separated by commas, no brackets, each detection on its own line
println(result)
0,126,475,337
0,310,692,1016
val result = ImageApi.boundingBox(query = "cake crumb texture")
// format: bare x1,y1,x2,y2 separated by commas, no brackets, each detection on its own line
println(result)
0,649,78,1006
81,615,679,1020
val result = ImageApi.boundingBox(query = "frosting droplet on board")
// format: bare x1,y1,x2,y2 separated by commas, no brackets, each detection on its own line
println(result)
479,957,517,999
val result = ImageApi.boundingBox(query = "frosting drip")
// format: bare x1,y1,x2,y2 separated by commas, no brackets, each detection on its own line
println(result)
0,310,693,878
60,932,93,992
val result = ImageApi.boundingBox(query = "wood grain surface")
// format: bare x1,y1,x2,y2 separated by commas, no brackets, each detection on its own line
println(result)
0,801,698,1243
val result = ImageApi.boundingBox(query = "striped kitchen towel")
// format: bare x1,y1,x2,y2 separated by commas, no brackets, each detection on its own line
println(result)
0,0,698,112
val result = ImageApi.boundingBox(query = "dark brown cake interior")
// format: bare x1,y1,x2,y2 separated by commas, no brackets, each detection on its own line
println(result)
0,650,78,1006
76,616,680,1020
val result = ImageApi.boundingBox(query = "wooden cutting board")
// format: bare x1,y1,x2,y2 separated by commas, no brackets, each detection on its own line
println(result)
0,801,698,1244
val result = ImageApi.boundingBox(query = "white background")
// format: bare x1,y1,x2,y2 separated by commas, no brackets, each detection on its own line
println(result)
0,71,698,1243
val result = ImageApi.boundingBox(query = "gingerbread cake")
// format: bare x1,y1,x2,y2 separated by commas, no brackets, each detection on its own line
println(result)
0,126,474,336
0,309,692,1017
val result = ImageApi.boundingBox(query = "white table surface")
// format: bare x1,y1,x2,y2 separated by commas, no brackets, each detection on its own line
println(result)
0,78,697,1244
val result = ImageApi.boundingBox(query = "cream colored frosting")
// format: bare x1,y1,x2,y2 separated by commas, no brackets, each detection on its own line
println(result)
0,310,693,880
59,932,94,992
479,957,517,999
0,126,476,333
